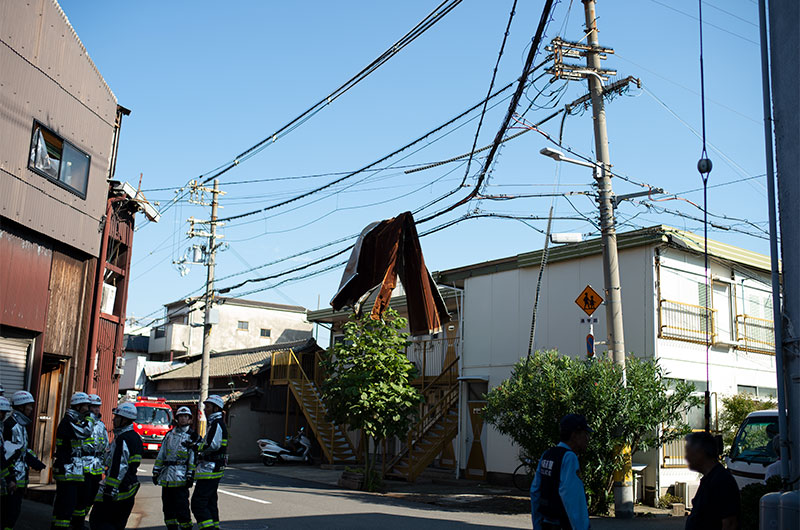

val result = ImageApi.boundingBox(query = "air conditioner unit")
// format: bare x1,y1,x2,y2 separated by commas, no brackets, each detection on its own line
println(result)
100,283,117,315
114,356,126,376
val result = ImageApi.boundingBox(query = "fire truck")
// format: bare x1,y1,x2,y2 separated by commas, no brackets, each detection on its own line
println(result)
132,396,174,452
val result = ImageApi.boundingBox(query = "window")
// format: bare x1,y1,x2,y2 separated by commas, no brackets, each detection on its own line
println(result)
237,321,249,331
28,122,90,197
712,281,735,343
260,328,271,338
738,384,758,395
135,406,173,426
729,415,778,464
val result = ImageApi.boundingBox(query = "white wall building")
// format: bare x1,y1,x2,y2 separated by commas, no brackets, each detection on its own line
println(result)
149,297,313,360
438,225,775,499
309,225,776,501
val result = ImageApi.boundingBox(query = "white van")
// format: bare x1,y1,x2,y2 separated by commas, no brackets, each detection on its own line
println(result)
724,409,779,488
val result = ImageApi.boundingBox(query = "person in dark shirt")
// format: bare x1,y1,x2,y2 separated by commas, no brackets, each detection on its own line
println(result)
684,431,740,530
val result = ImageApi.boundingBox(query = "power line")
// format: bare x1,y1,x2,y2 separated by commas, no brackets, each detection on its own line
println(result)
461,0,519,187
199,0,465,186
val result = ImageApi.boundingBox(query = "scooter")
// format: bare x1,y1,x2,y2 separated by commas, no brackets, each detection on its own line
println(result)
257,427,313,466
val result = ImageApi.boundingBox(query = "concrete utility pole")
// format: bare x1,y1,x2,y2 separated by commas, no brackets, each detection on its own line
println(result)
188,179,223,436
582,0,632,518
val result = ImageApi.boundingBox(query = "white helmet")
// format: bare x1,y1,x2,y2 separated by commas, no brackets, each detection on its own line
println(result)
204,395,225,410
113,402,137,420
0,396,11,412
88,394,102,406
175,406,192,417
11,390,34,406
71,392,91,406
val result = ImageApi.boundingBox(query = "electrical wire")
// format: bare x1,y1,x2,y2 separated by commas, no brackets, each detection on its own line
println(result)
199,0,465,186
462,0,519,187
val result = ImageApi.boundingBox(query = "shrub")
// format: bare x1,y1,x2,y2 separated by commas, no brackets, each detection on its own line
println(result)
482,351,700,514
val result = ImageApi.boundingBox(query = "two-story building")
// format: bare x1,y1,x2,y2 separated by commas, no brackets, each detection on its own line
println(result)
148,297,314,360
308,225,777,501
0,0,155,482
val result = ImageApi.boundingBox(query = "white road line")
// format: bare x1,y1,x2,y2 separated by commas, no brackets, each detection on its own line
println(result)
218,489,272,505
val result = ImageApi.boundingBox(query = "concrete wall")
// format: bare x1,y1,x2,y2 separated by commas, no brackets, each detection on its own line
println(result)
227,398,285,463
150,302,312,356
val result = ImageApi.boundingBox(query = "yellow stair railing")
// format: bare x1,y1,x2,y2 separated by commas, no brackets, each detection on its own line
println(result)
385,356,460,481
271,350,358,464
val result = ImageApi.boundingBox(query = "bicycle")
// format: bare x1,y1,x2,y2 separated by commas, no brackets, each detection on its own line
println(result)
512,456,535,491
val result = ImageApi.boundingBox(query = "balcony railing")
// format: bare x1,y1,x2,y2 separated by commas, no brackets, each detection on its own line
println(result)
736,314,775,355
406,337,459,378
659,299,716,345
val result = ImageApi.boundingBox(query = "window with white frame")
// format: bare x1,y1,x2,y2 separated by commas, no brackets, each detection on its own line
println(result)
712,280,735,343
28,121,90,197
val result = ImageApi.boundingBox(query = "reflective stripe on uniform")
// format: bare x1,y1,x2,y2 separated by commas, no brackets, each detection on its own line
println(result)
198,520,215,529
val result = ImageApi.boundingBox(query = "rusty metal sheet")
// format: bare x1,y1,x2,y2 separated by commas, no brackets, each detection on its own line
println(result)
0,227,52,331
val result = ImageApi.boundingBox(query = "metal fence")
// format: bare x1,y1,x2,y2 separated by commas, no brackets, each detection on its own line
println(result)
736,314,775,354
659,299,716,345
405,337,459,377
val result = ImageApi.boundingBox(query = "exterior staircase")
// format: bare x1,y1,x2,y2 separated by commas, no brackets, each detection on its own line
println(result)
385,355,460,482
271,350,358,465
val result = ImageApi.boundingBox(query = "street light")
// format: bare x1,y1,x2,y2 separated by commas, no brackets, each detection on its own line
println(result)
539,147,596,169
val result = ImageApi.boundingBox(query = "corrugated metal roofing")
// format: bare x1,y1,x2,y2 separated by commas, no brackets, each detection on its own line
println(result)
152,339,316,381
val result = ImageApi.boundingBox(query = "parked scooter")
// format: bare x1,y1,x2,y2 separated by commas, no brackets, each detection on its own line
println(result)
258,427,313,466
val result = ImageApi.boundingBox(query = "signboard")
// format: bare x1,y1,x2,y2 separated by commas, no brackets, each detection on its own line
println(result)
575,285,603,316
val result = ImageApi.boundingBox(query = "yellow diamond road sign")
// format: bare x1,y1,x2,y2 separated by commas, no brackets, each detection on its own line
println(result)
575,285,603,317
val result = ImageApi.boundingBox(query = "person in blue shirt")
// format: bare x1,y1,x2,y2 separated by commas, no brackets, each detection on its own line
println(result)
530,414,592,529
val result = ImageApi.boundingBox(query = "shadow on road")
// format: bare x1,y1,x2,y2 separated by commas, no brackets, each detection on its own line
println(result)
134,512,515,529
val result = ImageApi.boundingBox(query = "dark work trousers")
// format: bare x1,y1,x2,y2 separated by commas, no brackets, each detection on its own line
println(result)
89,496,135,530
191,478,220,530
162,486,192,530
72,474,101,529
1,488,25,530
51,480,80,530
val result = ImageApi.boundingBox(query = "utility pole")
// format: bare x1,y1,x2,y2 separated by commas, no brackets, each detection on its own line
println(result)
581,0,632,518
187,179,224,435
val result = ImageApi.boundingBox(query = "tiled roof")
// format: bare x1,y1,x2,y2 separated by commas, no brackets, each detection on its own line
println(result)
151,339,317,381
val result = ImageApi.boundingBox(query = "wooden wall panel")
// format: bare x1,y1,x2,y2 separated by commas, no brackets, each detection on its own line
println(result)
44,251,92,357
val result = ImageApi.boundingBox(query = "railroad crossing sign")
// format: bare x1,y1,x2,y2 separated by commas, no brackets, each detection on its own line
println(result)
575,285,603,316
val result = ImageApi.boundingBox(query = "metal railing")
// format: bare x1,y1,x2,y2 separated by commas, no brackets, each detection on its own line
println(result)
736,314,775,354
406,337,459,378
659,299,716,345
386,355,459,481
662,429,707,468
270,350,357,464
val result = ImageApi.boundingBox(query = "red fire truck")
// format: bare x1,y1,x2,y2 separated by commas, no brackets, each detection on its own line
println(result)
133,396,174,452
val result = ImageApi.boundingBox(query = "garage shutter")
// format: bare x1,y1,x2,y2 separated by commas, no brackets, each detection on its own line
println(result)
0,336,32,394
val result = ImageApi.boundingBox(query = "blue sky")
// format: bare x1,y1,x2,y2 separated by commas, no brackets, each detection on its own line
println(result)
59,0,767,330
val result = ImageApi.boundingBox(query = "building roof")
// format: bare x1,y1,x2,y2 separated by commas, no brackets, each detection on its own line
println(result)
165,297,307,314
435,225,771,283
150,338,319,381
307,225,771,323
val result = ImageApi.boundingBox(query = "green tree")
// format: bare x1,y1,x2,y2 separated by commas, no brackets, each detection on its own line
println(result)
719,392,776,452
482,351,700,514
320,309,422,491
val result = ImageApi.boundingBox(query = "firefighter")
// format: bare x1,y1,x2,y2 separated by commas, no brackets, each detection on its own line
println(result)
191,395,228,530
73,394,108,529
153,406,199,530
2,390,46,530
0,397,12,499
51,392,93,530
89,402,143,530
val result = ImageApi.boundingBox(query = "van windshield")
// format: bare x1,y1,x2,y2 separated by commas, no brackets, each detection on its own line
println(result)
136,406,172,426
730,416,778,464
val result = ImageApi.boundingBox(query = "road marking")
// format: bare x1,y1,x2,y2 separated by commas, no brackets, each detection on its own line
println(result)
218,489,272,505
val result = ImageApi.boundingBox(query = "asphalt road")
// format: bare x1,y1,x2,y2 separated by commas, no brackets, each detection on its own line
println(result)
131,461,685,530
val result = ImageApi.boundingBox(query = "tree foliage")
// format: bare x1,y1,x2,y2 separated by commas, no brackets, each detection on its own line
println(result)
719,392,776,452
320,309,422,490
482,351,700,514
